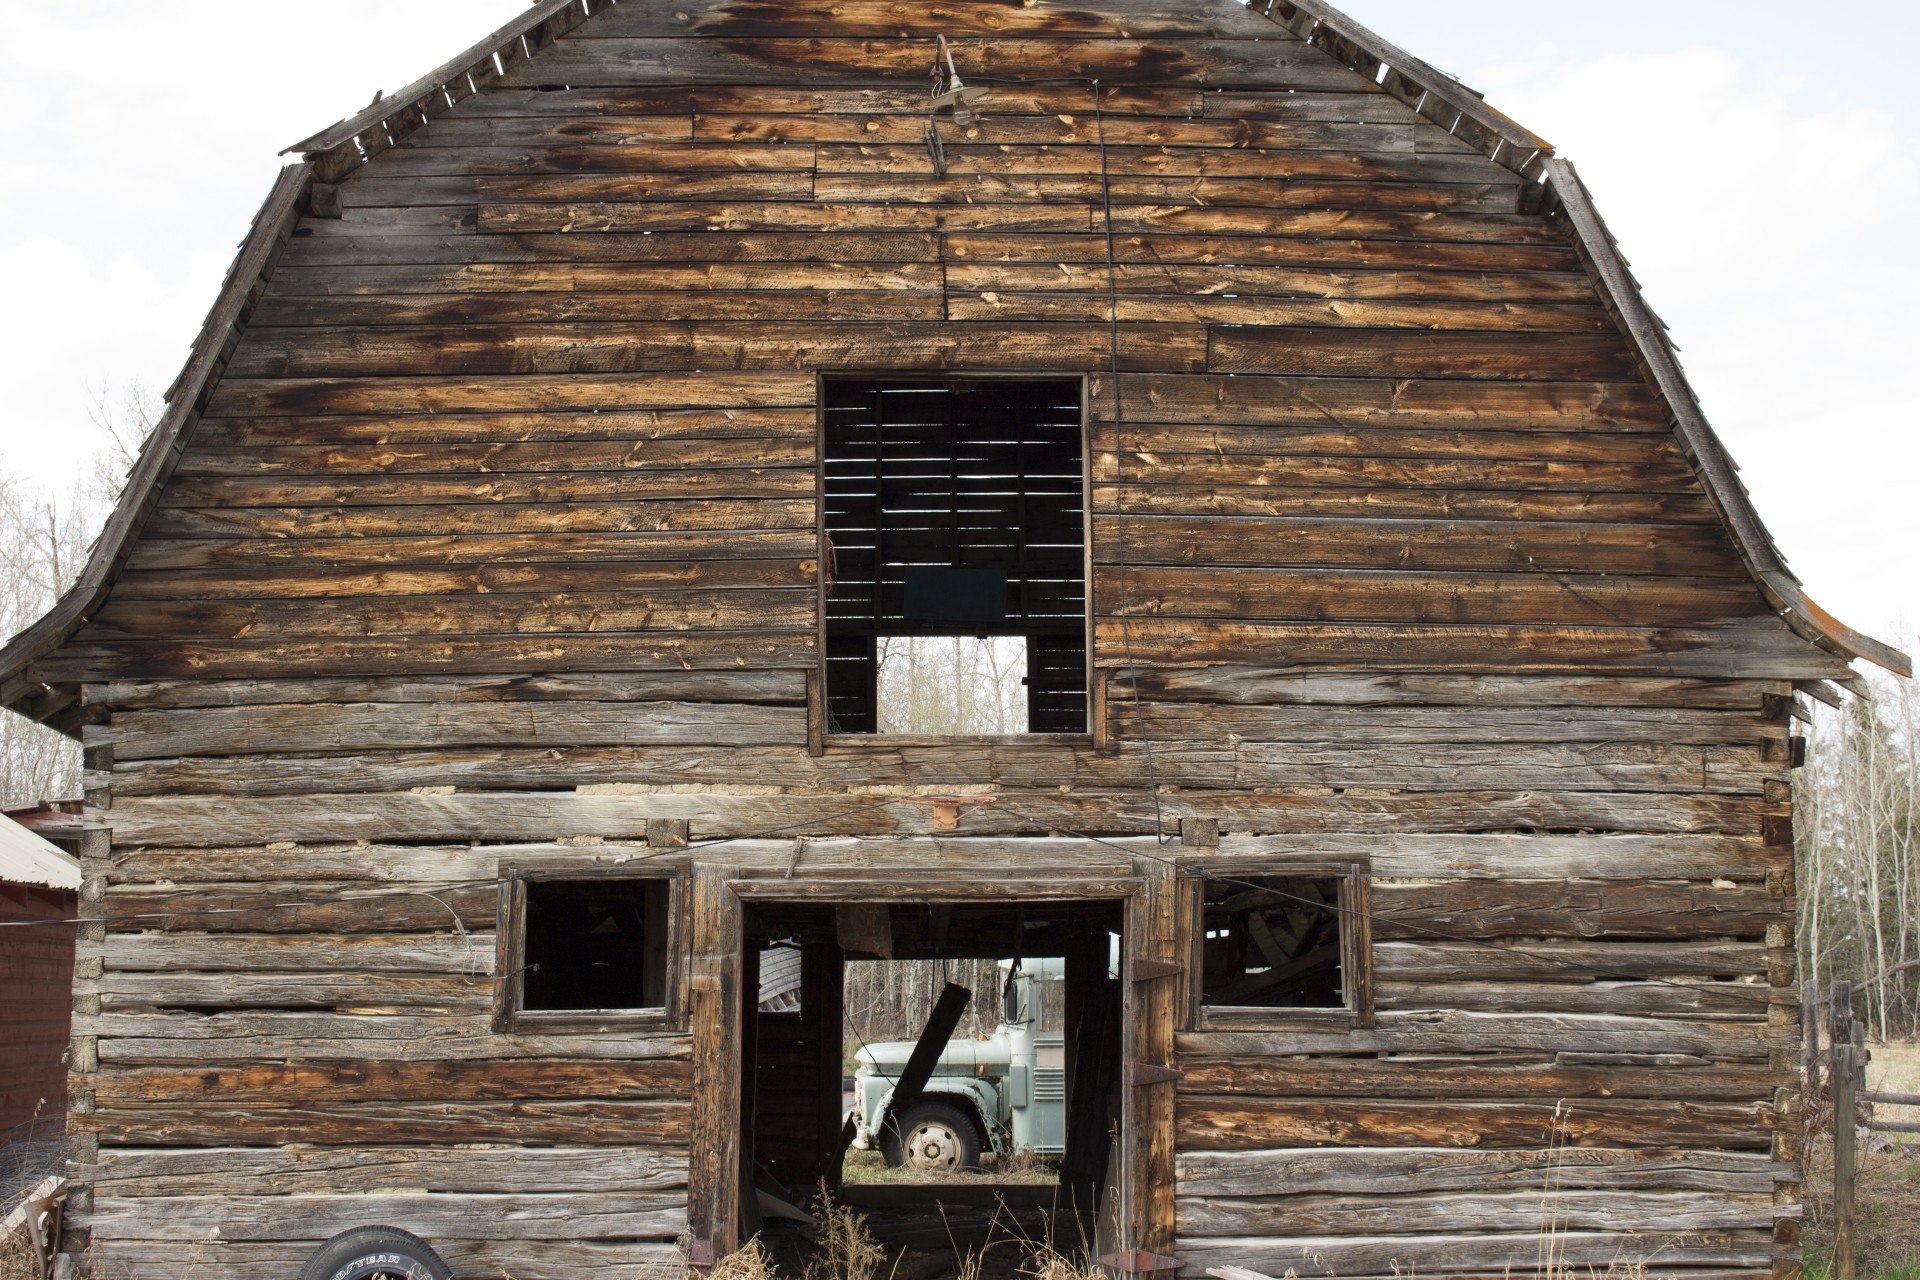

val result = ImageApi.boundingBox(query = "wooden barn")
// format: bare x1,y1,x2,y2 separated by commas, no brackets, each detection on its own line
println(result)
0,0,1909,1276
0,809,83,1145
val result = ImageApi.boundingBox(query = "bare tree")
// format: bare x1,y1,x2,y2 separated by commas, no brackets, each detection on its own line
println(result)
0,477,97,807
875,635,1027,734
1796,662,1920,1039
0,379,155,808
843,957,1016,1046
84,378,152,505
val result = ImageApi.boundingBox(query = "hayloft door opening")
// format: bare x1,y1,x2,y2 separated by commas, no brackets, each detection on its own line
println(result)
821,377,1088,736
690,875,1154,1278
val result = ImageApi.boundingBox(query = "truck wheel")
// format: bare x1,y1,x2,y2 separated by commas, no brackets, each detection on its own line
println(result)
881,1101,982,1173
298,1226,454,1280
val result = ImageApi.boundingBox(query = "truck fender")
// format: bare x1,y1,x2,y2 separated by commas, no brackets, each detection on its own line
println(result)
874,1079,1005,1155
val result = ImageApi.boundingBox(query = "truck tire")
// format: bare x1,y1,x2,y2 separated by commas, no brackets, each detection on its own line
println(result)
881,1100,982,1172
298,1226,454,1280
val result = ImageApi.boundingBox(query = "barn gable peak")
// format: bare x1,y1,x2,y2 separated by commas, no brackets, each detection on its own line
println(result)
0,0,1905,739
282,0,1908,682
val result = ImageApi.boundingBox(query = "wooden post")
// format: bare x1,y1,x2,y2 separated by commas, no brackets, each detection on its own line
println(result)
1832,1039,1856,1280
687,864,743,1272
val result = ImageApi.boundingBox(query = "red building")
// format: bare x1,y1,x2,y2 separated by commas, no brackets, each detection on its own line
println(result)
0,811,82,1139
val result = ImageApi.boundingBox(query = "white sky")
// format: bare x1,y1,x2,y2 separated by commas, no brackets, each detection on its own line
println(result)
0,1,1913,660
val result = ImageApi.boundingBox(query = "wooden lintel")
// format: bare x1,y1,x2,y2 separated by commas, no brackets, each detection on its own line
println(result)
1130,957,1185,983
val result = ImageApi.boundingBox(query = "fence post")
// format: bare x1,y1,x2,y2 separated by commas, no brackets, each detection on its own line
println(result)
1833,1038,1856,1280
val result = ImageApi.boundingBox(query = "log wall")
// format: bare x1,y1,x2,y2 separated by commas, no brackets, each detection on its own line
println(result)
47,0,1841,1276
70,671,1808,1278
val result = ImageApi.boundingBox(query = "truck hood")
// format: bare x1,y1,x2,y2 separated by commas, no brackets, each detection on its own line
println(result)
855,1036,1011,1071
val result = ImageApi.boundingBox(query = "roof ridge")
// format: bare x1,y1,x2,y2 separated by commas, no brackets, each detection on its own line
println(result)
1263,0,1552,179
287,0,620,181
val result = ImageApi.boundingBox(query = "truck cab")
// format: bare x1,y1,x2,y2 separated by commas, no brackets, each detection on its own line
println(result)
850,958,1066,1172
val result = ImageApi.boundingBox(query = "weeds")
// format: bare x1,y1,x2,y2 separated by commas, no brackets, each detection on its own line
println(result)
0,1231,40,1280
1018,1241,1102,1280
801,1183,887,1280
710,1237,777,1280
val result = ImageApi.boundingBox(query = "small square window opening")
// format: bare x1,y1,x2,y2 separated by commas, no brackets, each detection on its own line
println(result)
1200,875,1346,1010
523,877,671,1012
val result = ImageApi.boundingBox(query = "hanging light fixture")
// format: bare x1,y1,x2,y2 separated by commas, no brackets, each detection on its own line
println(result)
930,34,990,127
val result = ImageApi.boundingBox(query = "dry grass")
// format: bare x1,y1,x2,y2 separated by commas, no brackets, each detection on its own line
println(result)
802,1183,888,1280
1801,1038,1920,1280
841,1149,1055,1187
1868,1039,1920,1133
709,1237,777,1280
1803,1142,1920,1280
0,1228,40,1280
1016,1242,1102,1280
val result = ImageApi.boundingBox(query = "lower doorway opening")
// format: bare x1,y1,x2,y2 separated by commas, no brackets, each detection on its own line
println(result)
740,898,1126,1279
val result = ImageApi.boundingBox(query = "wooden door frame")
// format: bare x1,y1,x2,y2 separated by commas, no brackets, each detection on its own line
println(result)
686,862,1177,1274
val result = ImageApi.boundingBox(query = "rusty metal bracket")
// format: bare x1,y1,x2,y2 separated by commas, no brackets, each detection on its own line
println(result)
1097,1249,1182,1274
1126,1060,1185,1087
1129,957,1185,982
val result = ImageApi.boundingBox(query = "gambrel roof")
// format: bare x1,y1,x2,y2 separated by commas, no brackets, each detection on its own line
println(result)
0,0,1905,735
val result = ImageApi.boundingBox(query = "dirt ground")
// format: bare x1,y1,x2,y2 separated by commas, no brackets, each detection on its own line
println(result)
840,1149,1056,1186
1802,1040,1920,1280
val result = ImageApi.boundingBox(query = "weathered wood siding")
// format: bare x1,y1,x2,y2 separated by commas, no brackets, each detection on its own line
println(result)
50,0,1837,1276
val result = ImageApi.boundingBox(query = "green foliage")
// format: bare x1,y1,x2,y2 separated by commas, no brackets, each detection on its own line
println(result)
1807,1234,1920,1280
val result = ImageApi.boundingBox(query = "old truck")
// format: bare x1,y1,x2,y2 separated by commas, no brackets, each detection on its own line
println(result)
850,959,1066,1172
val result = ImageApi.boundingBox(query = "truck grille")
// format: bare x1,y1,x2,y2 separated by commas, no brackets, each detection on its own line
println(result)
1032,1066,1066,1102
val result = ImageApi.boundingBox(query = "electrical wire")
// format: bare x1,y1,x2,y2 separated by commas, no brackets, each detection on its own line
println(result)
953,71,1171,843
989,807,1792,1012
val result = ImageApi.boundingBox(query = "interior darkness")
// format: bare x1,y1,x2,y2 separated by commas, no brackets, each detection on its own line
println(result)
1201,875,1345,1009
738,900,1122,1275
522,878,669,1010
822,378,1087,734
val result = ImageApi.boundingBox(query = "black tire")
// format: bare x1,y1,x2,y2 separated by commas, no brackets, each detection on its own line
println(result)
879,1099,983,1172
298,1226,453,1280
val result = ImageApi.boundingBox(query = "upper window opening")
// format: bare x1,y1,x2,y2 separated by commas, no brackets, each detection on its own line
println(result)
823,378,1087,736
523,877,671,1011
1200,875,1346,1010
